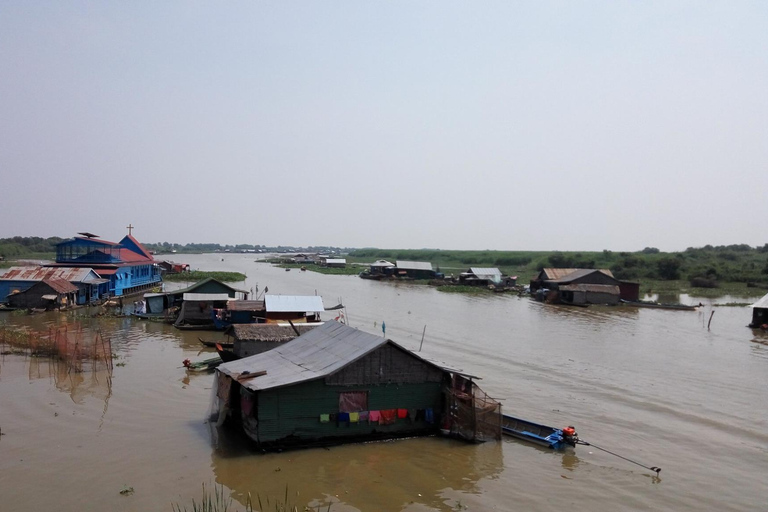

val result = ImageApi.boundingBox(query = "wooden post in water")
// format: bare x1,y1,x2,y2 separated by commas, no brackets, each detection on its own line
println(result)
419,325,427,351
708,310,715,331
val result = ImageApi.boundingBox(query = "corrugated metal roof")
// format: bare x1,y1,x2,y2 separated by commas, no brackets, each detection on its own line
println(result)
325,258,346,264
540,268,580,280
226,300,265,312
170,278,247,296
370,260,395,267
469,267,502,277
396,261,433,271
0,266,99,283
217,322,390,391
559,284,620,294
265,295,325,313
543,268,615,283
227,323,320,342
751,293,768,309
43,278,78,294
183,293,232,301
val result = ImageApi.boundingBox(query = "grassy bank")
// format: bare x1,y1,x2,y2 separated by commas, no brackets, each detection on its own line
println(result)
163,271,246,283
348,246,768,297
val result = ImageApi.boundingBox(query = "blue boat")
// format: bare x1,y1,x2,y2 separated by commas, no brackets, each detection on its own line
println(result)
501,414,578,449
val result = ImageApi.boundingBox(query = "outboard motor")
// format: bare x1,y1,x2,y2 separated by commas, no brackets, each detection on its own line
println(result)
562,425,579,446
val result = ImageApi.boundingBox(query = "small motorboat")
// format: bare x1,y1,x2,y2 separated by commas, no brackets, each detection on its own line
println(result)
501,414,578,449
182,356,222,373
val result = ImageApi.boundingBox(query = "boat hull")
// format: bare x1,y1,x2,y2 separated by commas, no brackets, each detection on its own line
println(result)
501,414,573,450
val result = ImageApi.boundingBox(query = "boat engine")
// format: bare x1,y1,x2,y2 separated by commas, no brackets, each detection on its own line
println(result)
562,426,579,446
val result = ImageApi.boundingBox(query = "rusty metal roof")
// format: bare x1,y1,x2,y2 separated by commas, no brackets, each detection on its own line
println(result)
43,278,78,294
227,323,320,342
547,269,616,284
541,268,614,281
559,284,620,294
396,261,433,271
0,266,100,282
226,300,264,311
218,322,436,392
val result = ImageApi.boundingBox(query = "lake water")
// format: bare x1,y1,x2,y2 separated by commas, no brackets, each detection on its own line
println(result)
1,253,767,511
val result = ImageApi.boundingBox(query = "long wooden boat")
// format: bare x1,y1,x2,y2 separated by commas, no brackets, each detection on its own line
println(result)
215,343,240,362
501,414,578,450
198,338,234,349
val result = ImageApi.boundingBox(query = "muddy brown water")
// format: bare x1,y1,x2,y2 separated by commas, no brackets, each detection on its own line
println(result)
1,253,767,511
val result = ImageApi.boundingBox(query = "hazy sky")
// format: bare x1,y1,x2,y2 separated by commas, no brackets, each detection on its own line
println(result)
1,2,766,251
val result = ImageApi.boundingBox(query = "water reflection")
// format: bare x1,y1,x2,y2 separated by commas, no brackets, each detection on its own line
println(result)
209,429,503,511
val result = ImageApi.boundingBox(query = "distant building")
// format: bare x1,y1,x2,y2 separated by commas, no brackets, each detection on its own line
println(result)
395,261,436,280
459,267,503,286
531,268,621,305
324,258,347,268
369,260,395,275
49,230,162,297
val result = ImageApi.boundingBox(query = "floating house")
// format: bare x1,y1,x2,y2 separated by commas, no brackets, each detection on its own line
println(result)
49,231,162,297
749,293,768,328
369,260,395,275
0,266,108,305
531,268,621,305
226,323,322,358
264,295,325,323
395,261,436,280
145,278,249,316
458,267,516,287
7,278,78,310
213,321,501,450
157,261,190,274
175,293,233,328
324,258,347,268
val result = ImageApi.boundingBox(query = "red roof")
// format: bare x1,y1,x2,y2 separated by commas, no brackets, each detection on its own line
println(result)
124,234,154,260
118,249,151,262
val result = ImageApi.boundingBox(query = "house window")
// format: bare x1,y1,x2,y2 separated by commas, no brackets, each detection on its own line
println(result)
339,391,368,413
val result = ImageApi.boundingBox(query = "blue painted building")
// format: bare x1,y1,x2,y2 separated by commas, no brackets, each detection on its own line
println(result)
0,266,109,305
49,231,162,297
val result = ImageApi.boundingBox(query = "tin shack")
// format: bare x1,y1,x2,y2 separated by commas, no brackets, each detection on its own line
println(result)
213,321,501,450
749,292,768,328
7,278,78,310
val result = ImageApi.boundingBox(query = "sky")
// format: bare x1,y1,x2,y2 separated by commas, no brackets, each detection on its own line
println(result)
1,1,766,252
